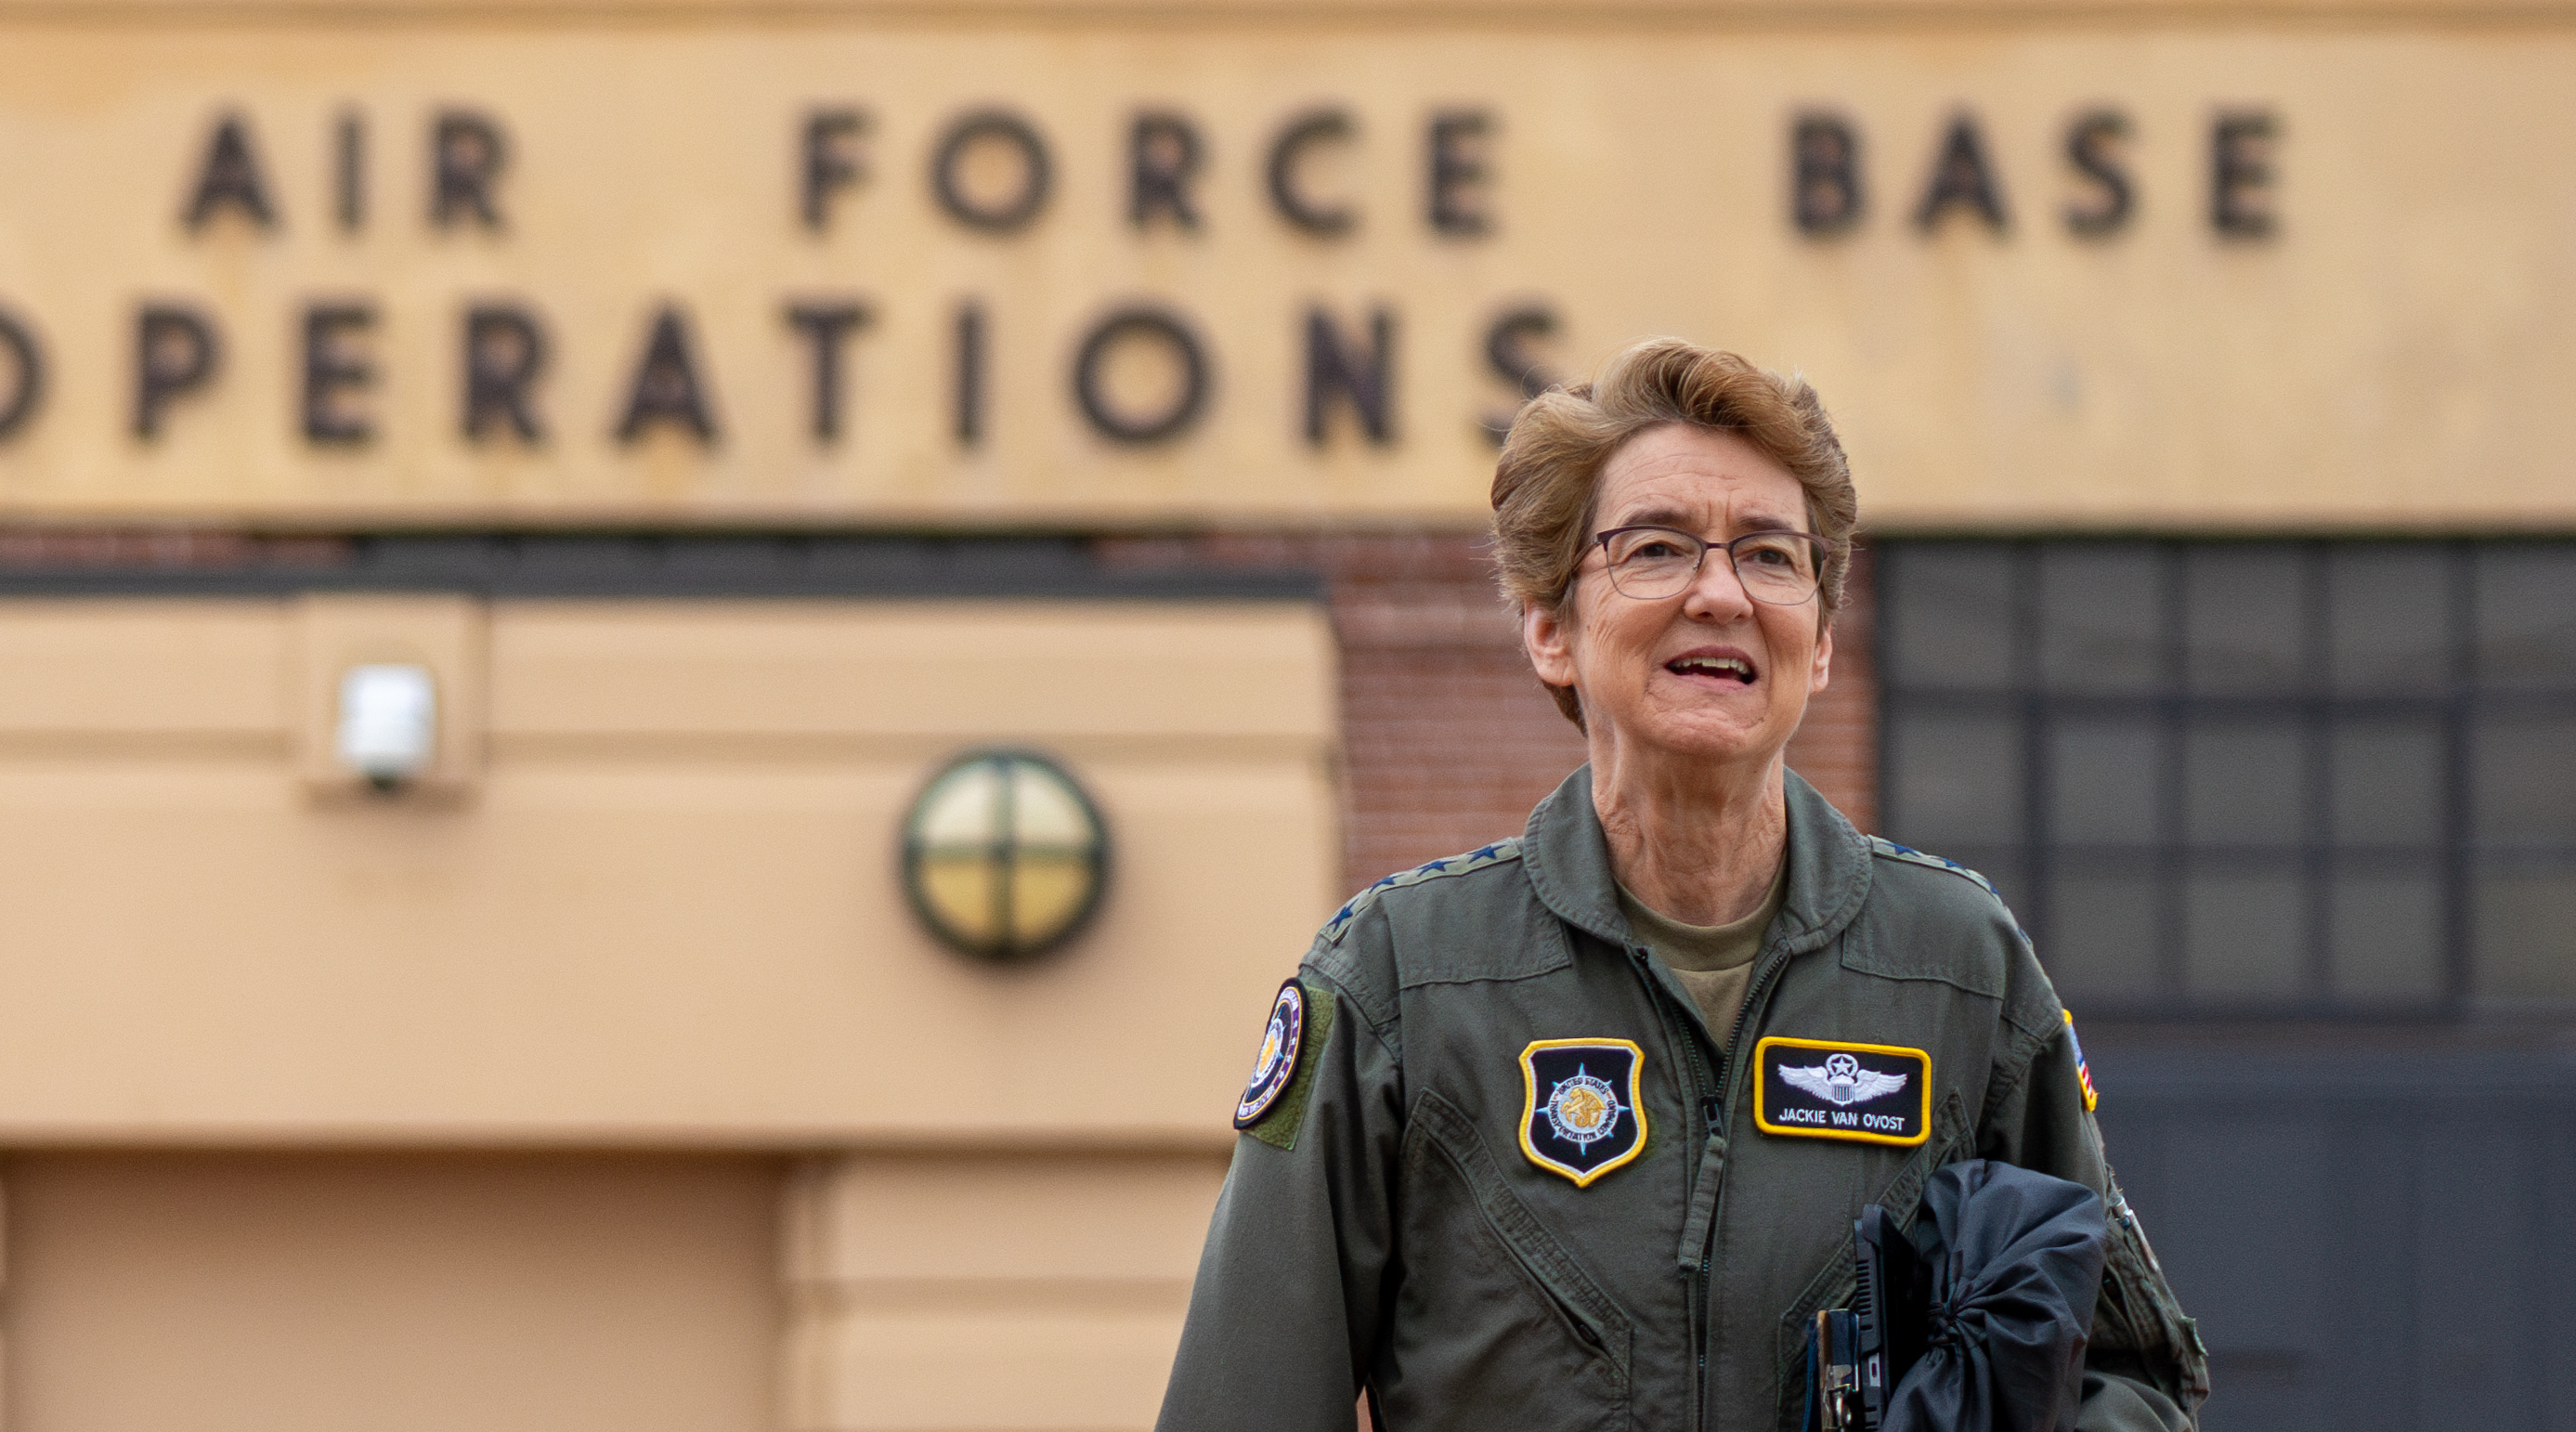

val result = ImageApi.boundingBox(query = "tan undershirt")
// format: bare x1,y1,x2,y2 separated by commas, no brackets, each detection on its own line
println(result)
1617,856,1789,1048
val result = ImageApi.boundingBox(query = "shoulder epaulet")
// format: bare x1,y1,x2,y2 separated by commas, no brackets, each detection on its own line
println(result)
1867,836,2003,901
1867,836,2034,944
1321,838,1525,944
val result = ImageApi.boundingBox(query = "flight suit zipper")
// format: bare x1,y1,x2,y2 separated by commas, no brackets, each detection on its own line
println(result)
1688,935,1800,1432
1622,943,1719,1432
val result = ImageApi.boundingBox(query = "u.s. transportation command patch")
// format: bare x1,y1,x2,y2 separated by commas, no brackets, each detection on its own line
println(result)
1753,1035,1932,1147
1234,980,1307,1129
2064,1009,2098,1112
1519,1039,1648,1187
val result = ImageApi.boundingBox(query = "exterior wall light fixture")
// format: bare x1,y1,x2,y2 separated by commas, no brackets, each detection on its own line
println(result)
901,749,1110,962
335,663,439,792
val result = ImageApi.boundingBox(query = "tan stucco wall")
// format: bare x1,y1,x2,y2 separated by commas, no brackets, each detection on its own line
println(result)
0,595,1337,1143
0,592,1307,1428
782,1152,1229,1432
7,1154,782,1432
0,6,2566,527
2,1149,1231,1432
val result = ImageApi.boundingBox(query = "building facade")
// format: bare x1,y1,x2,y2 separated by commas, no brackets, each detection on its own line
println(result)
0,2,2571,1430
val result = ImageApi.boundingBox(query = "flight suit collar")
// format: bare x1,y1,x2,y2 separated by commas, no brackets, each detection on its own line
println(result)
1519,762,1874,963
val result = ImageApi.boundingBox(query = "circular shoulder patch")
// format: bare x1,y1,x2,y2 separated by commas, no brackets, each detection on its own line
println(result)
1233,979,1307,1129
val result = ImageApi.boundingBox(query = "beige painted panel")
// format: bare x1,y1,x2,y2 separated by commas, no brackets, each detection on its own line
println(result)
0,599,1335,1142
7,1154,778,1432
780,1153,1227,1432
489,601,1334,745
804,1306,1189,1432
6,0,2569,20
0,28,2564,526
783,1153,1226,1283
0,602,286,737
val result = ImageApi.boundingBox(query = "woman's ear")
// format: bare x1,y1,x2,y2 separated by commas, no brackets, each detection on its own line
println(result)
1524,599,1578,687
1810,617,1834,695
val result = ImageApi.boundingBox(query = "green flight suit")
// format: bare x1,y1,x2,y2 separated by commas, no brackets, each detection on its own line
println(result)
1158,767,2208,1432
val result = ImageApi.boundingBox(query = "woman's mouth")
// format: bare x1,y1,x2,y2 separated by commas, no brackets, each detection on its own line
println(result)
1667,654,1758,685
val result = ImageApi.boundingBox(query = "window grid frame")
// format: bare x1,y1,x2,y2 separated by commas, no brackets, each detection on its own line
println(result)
1875,538,2575,1020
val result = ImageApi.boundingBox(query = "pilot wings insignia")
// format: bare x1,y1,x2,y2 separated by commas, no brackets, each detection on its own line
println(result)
1777,1053,1908,1107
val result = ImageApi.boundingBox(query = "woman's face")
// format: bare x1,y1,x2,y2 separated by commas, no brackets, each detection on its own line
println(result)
1524,423,1833,774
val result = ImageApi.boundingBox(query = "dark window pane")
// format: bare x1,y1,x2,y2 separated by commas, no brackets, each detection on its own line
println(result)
2038,545,2162,694
1882,545,2017,693
2185,718,2305,847
2044,865,2163,1001
1876,538,2539,1015
2327,547,2452,696
2330,719,2445,847
2471,714,2576,847
2184,546,2308,694
2049,717,2163,846
1885,709,2023,847
2183,868,2308,997
2471,868,2576,1000
2474,547,2576,689
2329,866,2444,1000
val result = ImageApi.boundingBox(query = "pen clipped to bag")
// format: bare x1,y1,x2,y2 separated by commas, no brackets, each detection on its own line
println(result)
1808,1202,1921,1431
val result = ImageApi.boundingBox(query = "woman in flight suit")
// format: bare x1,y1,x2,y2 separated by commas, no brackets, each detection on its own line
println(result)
1156,338,2206,1432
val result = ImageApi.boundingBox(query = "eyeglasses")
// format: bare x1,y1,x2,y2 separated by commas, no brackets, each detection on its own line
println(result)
1591,525,1831,605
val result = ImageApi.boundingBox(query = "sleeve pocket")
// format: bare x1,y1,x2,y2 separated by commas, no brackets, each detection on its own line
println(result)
2090,1179,2212,1417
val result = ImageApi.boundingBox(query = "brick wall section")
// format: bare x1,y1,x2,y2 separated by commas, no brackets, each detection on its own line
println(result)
1096,534,1878,895
0,530,346,566
1326,537,1594,892
1795,542,1878,839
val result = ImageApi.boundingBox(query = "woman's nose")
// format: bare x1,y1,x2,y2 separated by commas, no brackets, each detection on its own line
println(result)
1682,549,1755,618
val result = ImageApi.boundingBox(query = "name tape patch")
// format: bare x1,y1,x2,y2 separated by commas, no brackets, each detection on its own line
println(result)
1753,1035,1932,1147
1519,1038,1648,1187
1233,979,1306,1129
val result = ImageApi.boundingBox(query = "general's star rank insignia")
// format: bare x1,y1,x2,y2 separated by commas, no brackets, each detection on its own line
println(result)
1233,979,1307,1129
1753,1035,1932,1146
1518,1039,1647,1186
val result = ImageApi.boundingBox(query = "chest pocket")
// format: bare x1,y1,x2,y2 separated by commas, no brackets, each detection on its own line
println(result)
1391,1090,1634,1432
